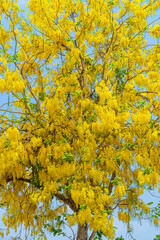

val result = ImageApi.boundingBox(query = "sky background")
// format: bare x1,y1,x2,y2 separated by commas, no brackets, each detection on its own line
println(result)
0,0,160,239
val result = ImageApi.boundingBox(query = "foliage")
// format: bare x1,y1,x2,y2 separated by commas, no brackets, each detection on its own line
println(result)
154,235,160,240
115,237,124,240
0,0,160,239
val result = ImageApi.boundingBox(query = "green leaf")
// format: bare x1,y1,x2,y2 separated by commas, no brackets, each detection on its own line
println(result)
154,235,160,240
75,90,82,96
76,20,82,26
94,156,101,165
149,120,156,128
115,236,124,240
70,83,78,86
137,100,149,109
93,230,104,240
21,116,27,121
47,153,52,157
64,37,74,42
10,118,21,123
57,178,63,183
39,92,47,101
123,143,133,150
107,0,115,6
142,166,153,175
113,226,117,229
79,204,87,210
82,146,87,152
111,176,121,186
100,210,107,214
43,140,51,145
34,215,38,220
63,184,72,190
113,154,121,164
7,54,20,63
3,140,11,149
88,113,97,122
62,153,74,163
106,209,114,215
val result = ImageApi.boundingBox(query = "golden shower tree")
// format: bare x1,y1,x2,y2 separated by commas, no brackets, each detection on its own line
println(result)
0,0,160,239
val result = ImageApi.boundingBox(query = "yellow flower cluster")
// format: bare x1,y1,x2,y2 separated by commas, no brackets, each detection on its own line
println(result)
118,212,131,222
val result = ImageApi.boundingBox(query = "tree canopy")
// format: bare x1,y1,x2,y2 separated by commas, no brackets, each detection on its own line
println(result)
0,0,160,239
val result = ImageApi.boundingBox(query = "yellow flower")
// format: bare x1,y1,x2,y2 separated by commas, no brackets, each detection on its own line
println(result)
154,218,159,225
14,29,19,35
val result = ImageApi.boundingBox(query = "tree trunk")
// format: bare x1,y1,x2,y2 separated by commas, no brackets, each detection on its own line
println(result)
76,224,88,240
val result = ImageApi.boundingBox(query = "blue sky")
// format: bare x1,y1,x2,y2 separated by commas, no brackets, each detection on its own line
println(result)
0,0,160,239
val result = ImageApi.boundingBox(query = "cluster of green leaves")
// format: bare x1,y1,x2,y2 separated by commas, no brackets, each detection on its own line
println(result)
38,92,47,101
107,0,115,7
85,57,96,72
111,176,121,186
29,103,39,112
149,120,156,129
75,90,82,97
21,96,30,103
79,204,87,211
93,230,105,240
43,139,51,146
57,176,74,192
137,100,149,109
115,67,127,92
154,235,160,240
151,203,160,219
76,19,83,27
3,140,11,149
7,54,20,63
21,116,27,121
64,36,74,42
43,215,66,237
123,143,133,150
10,118,21,123
115,236,124,240
94,156,101,166
88,113,97,123
101,209,113,215
142,166,153,175
62,153,74,163
30,162,44,189
114,154,121,165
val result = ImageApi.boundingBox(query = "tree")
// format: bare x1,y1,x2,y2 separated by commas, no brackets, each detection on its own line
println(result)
0,0,160,239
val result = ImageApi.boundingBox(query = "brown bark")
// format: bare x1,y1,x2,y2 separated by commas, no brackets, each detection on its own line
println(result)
76,224,88,240
108,170,116,194
89,231,96,240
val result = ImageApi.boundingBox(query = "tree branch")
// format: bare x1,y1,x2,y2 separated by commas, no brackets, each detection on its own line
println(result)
89,231,96,240
108,171,116,195
53,193,78,212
